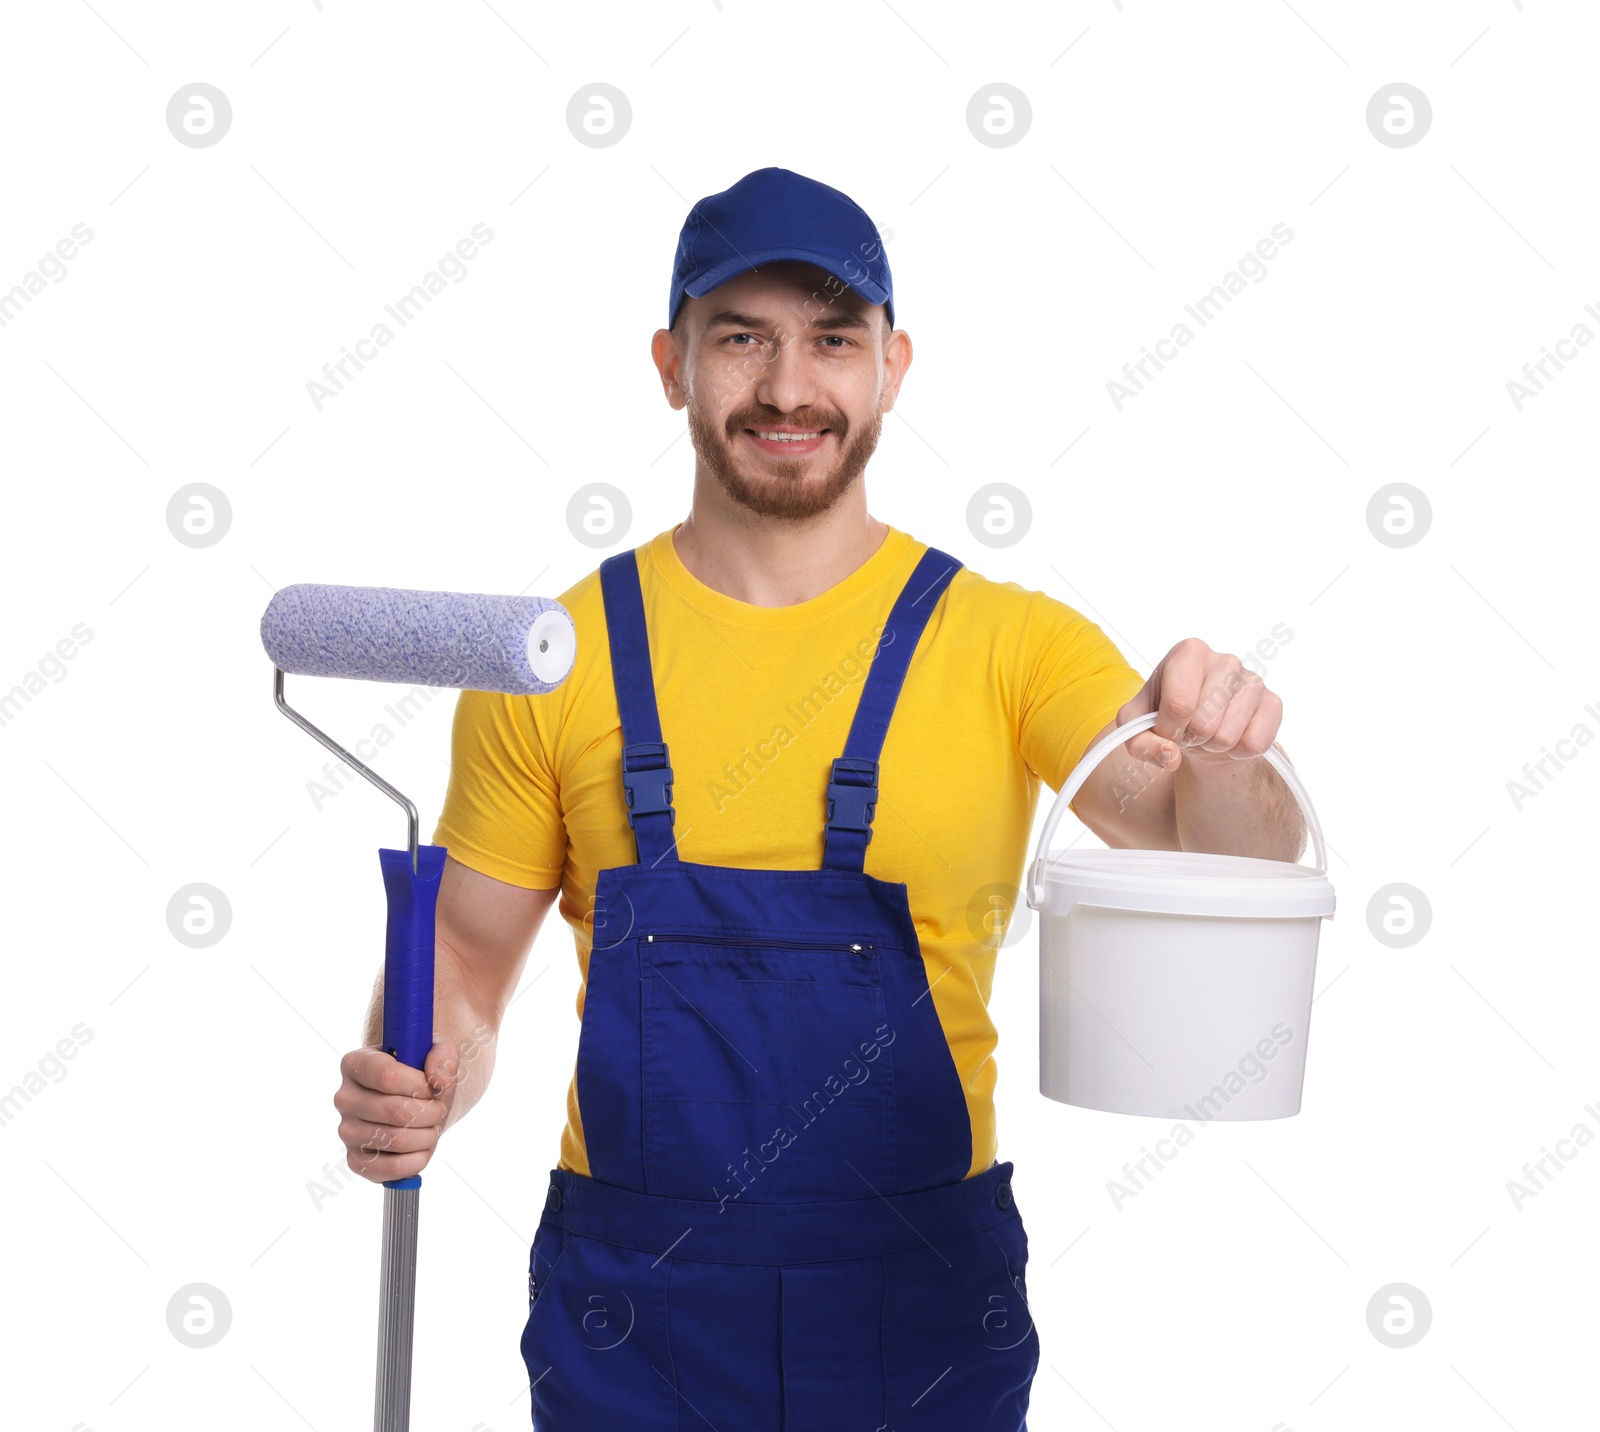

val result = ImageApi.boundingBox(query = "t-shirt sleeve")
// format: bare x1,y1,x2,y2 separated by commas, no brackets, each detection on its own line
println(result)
431,688,566,890
1015,591,1147,799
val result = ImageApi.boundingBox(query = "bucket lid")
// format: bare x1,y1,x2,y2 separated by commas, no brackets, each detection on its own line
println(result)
1034,845,1335,920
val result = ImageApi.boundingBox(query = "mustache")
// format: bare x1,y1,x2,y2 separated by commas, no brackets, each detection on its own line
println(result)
727,410,844,433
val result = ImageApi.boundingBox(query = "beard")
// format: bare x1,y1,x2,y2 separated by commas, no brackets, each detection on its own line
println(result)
686,394,885,522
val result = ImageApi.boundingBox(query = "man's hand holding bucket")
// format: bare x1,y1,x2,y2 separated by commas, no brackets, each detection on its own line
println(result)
1074,637,1307,862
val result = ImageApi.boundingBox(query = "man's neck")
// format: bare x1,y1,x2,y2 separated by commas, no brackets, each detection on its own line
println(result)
672,492,889,608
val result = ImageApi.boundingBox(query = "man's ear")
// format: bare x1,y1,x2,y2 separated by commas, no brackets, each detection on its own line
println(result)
652,326,689,411
879,326,913,415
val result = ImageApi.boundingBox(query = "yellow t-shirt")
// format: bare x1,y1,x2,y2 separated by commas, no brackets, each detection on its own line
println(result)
433,524,1144,1180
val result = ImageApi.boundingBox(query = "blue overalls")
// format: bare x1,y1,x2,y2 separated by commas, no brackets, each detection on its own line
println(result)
521,544,1039,1430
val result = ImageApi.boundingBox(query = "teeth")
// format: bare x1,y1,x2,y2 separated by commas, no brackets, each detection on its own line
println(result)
754,431,819,442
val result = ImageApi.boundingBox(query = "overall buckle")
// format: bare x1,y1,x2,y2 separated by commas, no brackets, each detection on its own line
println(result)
622,740,675,828
825,756,878,844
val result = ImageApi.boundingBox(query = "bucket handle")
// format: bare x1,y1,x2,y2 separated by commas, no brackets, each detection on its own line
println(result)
1025,711,1328,909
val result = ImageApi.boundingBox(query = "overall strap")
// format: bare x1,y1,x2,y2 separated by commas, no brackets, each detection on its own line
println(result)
598,549,679,867
822,545,963,873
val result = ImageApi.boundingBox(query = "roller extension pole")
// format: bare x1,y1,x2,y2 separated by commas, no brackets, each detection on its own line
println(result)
374,844,447,1432
374,1186,419,1430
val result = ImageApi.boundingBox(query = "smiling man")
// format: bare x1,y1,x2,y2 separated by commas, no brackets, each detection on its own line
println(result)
333,167,1306,1430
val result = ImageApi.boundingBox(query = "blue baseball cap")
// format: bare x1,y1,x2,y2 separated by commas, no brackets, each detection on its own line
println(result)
668,167,894,333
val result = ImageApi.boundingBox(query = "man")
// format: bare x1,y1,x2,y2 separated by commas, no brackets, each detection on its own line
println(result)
334,167,1304,1429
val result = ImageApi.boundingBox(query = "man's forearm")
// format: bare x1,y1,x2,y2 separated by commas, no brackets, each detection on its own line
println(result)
1172,746,1306,861
1083,734,1307,862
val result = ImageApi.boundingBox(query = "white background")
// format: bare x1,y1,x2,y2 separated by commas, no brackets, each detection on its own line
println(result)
2,1,1596,1429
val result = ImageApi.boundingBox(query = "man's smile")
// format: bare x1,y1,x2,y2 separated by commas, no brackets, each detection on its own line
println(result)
741,426,830,456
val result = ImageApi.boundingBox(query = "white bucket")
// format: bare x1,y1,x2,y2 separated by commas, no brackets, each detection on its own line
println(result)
1024,712,1335,1120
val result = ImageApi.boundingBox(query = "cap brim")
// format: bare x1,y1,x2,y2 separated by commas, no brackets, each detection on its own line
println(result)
685,246,890,314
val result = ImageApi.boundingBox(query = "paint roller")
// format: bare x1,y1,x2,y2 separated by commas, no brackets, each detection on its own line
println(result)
260,582,576,1432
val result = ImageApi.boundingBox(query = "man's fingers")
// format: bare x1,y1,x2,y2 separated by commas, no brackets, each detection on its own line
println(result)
1117,686,1178,772
1151,638,1208,744
334,1083,449,1129
423,1040,461,1098
1176,655,1250,746
341,1047,432,1100
340,1116,443,1157
1229,688,1283,759
1125,731,1180,770
347,1144,434,1183
1118,635,1203,767
1196,673,1264,753
1116,699,1160,769
334,1040,465,1186
1111,640,1287,772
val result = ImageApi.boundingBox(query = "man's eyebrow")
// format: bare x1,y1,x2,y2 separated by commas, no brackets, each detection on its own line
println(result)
704,309,874,334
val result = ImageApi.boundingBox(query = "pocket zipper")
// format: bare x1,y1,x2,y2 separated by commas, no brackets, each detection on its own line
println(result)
644,932,873,954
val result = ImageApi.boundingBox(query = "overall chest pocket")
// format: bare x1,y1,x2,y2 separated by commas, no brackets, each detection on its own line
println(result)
638,933,899,1202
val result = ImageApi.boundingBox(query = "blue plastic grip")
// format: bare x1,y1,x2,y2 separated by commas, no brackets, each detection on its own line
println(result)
378,843,447,1191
